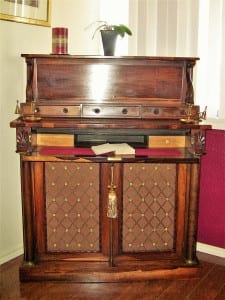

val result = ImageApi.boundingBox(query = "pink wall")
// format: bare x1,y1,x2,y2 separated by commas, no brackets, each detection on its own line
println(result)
198,129,225,248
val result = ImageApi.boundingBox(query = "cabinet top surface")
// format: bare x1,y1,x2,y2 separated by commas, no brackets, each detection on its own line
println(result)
21,54,199,62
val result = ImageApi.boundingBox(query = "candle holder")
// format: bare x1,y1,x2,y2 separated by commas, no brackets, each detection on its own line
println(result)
23,101,42,122
180,103,196,123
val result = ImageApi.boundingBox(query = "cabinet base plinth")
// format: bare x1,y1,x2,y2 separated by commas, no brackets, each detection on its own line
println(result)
19,261,200,282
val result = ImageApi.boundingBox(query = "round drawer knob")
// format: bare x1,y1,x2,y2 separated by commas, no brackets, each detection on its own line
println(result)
154,108,160,115
63,108,68,113
122,108,128,114
94,108,100,114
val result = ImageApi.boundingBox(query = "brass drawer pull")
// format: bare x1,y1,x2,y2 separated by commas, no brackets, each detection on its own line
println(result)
34,107,40,113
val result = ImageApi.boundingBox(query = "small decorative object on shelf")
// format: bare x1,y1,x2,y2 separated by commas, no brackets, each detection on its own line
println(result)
198,106,207,121
180,104,207,124
14,100,21,115
52,27,68,55
87,21,132,56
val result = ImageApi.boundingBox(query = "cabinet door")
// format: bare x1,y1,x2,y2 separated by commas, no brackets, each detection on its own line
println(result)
29,161,109,262
122,163,176,253
109,162,194,267
44,162,100,253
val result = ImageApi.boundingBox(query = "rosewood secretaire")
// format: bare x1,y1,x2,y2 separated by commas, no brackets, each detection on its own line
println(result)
10,55,211,282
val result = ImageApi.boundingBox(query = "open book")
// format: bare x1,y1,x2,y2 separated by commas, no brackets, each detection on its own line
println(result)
91,143,135,156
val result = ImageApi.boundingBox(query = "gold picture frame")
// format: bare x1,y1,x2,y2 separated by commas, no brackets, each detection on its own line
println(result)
0,0,51,27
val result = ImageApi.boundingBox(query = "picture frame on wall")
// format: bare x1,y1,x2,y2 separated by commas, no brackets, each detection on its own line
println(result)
0,0,51,26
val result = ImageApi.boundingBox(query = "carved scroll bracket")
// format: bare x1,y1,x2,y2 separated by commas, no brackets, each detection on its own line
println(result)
26,58,38,102
190,129,206,156
185,64,194,104
16,127,32,153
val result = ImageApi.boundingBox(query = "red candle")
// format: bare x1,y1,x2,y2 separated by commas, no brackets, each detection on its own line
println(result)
52,27,68,54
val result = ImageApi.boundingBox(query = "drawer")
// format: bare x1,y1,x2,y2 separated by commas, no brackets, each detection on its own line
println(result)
32,134,74,147
21,104,81,117
82,105,140,118
148,136,186,148
142,106,185,119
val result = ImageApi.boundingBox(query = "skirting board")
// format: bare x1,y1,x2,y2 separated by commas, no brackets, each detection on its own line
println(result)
197,242,225,258
0,245,23,265
1,243,224,265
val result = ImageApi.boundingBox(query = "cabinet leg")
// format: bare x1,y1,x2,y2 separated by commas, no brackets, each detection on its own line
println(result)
185,163,200,265
21,161,36,264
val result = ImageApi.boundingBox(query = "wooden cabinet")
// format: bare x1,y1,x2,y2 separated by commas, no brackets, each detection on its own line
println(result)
19,156,201,281
10,55,211,282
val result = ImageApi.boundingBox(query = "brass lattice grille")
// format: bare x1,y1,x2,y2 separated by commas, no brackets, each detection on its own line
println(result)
45,162,100,252
122,163,176,252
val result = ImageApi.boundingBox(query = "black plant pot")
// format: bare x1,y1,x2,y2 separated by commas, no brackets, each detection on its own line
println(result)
100,30,118,56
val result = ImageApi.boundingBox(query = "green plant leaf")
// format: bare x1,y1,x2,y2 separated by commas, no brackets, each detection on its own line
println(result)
90,21,132,39
114,24,132,37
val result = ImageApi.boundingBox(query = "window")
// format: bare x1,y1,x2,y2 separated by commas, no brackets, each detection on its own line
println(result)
196,0,225,119
100,0,225,121
99,0,129,56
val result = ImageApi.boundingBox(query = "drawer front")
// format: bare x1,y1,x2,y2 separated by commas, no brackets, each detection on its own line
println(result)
82,105,140,118
38,105,81,117
32,134,74,147
142,106,185,119
21,104,81,117
148,136,186,148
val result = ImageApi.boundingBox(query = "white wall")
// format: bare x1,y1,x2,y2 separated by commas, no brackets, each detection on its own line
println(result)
0,0,100,264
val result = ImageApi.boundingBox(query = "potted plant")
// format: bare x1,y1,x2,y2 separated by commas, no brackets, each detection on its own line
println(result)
92,21,132,56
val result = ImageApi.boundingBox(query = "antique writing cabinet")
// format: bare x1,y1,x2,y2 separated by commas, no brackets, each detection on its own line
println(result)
10,55,211,282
